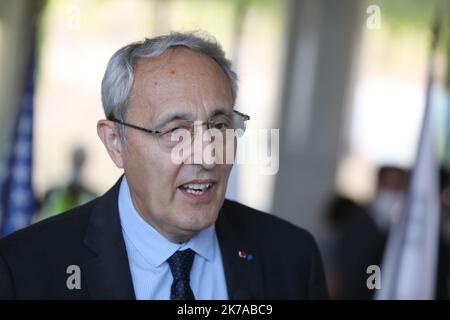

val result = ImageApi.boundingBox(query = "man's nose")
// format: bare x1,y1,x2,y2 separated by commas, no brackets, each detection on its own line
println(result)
191,125,218,170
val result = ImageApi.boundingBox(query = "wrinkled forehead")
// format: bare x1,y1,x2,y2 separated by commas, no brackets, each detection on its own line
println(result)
128,48,233,120
134,47,227,80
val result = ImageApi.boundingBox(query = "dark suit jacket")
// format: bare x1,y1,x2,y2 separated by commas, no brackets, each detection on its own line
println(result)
0,177,328,299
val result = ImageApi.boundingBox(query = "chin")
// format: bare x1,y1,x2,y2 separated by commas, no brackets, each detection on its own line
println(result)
179,207,218,231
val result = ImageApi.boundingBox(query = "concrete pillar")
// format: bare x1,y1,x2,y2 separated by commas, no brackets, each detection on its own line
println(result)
272,0,364,238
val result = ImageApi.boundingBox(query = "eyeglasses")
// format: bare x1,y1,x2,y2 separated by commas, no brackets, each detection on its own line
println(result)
108,110,250,149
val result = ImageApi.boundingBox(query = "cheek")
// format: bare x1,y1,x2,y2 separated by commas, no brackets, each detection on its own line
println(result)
218,164,233,187
142,155,180,197
124,143,180,195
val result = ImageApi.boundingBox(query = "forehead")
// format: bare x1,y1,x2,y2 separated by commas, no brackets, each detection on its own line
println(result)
128,47,233,120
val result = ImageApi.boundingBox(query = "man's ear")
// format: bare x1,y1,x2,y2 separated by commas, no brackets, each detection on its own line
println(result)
97,120,125,168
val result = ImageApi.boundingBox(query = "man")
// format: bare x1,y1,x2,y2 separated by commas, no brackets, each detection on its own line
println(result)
35,146,97,222
0,32,328,300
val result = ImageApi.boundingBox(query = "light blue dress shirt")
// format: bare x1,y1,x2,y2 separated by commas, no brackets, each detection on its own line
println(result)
118,176,229,300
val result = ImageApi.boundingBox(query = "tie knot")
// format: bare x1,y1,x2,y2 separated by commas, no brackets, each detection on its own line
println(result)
167,249,195,281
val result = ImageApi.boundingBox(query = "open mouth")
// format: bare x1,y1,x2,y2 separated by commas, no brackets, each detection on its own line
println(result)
178,180,216,201
180,183,214,195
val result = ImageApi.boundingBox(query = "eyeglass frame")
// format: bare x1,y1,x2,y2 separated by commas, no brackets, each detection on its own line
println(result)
107,110,250,137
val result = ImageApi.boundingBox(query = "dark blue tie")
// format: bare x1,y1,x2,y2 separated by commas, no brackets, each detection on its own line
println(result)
167,249,196,300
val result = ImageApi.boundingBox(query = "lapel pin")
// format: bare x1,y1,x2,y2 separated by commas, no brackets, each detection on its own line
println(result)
238,250,253,261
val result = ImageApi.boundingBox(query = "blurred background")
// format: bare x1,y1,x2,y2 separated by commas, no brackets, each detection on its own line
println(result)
1,0,450,299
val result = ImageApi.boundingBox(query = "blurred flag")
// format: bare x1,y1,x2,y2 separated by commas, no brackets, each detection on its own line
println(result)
376,16,441,300
0,35,37,237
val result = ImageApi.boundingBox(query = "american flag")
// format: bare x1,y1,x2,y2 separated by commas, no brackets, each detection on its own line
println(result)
0,37,37,237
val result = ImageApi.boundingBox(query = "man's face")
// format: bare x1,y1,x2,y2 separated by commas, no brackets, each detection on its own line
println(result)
120,48,234,243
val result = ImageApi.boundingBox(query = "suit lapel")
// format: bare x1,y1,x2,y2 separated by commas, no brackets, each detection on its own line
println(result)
215,202,265,299
82,176,136,299
80,178,264,300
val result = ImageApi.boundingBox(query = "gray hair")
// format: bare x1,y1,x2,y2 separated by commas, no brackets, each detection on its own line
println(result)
101,31,238,140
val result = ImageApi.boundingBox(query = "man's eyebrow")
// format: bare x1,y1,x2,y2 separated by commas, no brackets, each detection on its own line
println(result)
210,108,233,118
154,107,233,128
153,112,193,128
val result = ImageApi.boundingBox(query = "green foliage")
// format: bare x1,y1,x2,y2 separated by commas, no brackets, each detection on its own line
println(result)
372,0,449,32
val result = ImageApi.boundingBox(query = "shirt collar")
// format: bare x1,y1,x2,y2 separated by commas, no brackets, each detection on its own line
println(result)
118,176,216,267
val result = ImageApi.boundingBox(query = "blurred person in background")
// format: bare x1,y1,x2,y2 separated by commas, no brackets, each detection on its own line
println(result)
322,194,369,298
325,166,408,299
35,146,97,222
0,32,328,300
369,166,409,233
330,166,450,299
324,193,385,299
